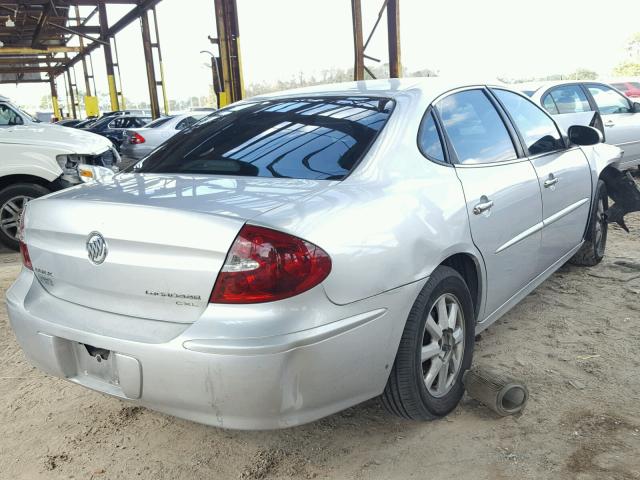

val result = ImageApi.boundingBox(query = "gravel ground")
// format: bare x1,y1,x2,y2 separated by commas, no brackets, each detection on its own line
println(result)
1,213,639,479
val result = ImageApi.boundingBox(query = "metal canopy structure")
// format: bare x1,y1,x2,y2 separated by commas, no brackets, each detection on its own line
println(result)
0,0,403,120
0,0,166,119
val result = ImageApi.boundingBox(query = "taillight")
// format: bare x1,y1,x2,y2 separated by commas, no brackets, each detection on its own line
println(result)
211,224,331,304
130,132,146,144
18,212,32,270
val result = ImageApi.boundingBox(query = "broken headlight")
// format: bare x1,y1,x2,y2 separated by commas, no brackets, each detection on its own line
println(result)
56,154,86,176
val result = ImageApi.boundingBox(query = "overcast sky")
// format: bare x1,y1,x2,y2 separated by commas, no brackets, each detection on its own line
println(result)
2,0,639,110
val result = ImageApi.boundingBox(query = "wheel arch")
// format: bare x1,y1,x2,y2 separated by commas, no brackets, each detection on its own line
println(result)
0,174,54,192
440,252,482,322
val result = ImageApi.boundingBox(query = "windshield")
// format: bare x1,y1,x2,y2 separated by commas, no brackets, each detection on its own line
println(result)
132,96,394,180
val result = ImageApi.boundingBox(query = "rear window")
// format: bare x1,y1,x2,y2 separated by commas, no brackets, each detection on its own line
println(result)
133,96,394,180
146,116,174,128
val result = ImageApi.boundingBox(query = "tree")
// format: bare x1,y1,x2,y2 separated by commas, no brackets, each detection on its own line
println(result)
568,68,598,80
613,61,640,77
39,95,51,110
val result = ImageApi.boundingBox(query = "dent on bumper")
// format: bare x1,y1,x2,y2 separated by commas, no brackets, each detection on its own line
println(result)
6,270,425,429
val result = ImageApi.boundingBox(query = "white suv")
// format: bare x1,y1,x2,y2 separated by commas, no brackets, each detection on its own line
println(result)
0,96,117,250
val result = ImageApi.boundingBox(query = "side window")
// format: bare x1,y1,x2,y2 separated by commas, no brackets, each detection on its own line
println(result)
542,95,559,115
546,85,591,114
0,104,24,125
109,118,124,129
176,116,196,130
587,84,631,114
418,111,445,162
494,89,564,156
435,89,516,165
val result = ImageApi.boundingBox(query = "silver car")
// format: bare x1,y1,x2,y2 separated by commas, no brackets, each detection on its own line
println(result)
120,113,208,167
7,79,625,430
521,80,640,170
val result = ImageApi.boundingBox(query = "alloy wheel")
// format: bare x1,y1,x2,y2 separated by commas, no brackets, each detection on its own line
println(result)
0,195,32,241
421,293,465,398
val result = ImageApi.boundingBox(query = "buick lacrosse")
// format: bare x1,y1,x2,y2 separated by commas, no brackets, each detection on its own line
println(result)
7,79,625,429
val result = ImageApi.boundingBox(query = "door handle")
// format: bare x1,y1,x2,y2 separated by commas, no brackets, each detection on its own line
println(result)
473,197,494,215
604,120,615,127
544,174,559,189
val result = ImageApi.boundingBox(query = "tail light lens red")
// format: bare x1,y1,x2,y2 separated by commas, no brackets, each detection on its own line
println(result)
211,224,331,304
130,132,146,144
18,212,32,270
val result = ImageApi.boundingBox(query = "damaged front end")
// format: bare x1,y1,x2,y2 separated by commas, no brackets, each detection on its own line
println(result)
601,166,640,232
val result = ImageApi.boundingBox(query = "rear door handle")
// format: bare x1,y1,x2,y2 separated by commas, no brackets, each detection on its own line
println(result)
473,196,494,215
604,121,615,127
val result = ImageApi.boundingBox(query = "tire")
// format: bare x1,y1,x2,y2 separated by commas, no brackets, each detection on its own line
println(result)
382,266,475,420
570,180,608,267
0,183,50,251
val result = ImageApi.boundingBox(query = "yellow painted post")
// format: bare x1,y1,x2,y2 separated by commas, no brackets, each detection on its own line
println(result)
49,77,61,121
159,62,169,115
84,96,100,117
107,74,119,111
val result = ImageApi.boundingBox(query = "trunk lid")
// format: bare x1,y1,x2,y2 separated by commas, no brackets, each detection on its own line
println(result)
24,173,332,322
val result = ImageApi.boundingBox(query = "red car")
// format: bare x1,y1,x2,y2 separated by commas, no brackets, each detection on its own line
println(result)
611,81,640,99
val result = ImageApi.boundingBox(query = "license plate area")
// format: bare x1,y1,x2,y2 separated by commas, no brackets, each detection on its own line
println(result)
73,342,119,386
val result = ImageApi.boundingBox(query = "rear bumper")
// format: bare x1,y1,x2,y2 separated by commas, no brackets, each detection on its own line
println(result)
6,269,423,429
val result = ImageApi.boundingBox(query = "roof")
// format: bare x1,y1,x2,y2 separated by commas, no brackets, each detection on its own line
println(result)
253,76,508,101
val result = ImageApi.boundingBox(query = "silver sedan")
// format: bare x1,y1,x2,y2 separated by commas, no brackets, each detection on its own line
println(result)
119,112,209,167
7,79,625,429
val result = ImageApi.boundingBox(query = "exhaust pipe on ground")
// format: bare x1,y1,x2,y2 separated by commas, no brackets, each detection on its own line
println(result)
463,367,529,416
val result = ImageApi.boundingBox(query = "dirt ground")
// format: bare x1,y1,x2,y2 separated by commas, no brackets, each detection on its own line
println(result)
1,215,640,479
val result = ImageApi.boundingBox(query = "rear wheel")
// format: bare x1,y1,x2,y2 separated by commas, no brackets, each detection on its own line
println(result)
382,266,475,420
570,180,608,267
0,183,50,250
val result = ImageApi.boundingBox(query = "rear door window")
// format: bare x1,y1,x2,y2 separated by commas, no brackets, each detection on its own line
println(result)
134,97,394,180
435,89,517,165
543,85,591,114
493,89,564,156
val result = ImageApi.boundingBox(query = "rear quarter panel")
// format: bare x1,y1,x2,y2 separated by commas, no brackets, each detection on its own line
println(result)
255,92,482,306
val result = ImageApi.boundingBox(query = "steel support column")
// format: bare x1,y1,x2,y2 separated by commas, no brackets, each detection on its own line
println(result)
351,0,365,81
66,68,77,118
152,7,169,115
75,5,92,96
140,10,160,119
49,76,61,121
386,0,401,78
98,0,120,111
213,0,244,106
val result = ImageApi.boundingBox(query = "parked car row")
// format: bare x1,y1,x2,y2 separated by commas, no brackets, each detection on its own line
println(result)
518,81,640,171
8,78,639,430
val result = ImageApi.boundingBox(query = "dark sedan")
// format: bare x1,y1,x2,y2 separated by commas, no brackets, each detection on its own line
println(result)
82,115,151,150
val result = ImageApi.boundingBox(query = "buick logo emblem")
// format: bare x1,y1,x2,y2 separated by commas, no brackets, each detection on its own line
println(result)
86,232,108,265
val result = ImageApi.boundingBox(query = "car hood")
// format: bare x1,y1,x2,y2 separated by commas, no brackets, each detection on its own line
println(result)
0,123,112,154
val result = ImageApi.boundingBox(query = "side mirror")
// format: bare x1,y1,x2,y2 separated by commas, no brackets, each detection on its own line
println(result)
632,102,640,113
78,165,116,184
568,125,603,146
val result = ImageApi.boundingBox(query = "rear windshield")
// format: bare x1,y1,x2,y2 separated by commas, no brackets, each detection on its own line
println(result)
132,96,394,180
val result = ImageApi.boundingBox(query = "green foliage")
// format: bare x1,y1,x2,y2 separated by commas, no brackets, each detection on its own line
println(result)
568,68,598,80
613,61,640,77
